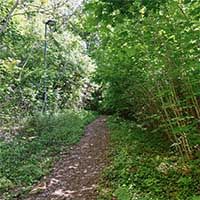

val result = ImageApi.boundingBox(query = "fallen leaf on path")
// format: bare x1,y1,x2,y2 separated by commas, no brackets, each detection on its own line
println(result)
30,182,46,194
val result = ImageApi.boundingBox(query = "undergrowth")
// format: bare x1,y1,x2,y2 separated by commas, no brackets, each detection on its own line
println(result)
0,110,96,199
98,116,200,200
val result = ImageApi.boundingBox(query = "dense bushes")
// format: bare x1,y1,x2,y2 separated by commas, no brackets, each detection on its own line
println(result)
0,0,96,126
84,0,200,160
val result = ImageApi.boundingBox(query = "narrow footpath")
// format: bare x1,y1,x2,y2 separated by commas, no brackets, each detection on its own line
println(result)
24,116,109,200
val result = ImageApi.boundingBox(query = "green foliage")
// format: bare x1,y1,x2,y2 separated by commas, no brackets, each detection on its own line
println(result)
0,110,96,199
84,0,200,160
114,186,131,200
0,177,14,191
98,117,200,200
0,0,96,127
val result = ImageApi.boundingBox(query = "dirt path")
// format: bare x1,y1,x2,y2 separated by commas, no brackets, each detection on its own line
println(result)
24,116,109,200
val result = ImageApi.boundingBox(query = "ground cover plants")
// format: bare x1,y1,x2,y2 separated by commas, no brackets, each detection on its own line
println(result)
0,110,96,199
98,116,200,200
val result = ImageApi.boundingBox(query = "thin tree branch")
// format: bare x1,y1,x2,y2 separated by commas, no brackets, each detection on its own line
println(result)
18,41,38,81
0,0,19,34
177,3,188,19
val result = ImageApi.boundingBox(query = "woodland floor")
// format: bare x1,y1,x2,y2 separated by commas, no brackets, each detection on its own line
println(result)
23,116,109,200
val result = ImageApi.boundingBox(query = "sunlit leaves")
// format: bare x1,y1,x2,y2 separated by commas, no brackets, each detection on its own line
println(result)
0,0,96,125
84,0,200,160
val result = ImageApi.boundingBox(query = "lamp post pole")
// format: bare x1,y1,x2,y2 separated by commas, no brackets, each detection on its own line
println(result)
42,22,48,113
42,19,56,113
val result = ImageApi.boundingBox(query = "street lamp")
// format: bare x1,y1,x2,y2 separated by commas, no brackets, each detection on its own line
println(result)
42,19,56,113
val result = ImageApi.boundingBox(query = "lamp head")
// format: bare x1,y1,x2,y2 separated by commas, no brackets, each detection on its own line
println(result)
45,19,56,26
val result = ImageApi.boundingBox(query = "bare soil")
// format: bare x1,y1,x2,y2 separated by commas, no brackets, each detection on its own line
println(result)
24,116,109,200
